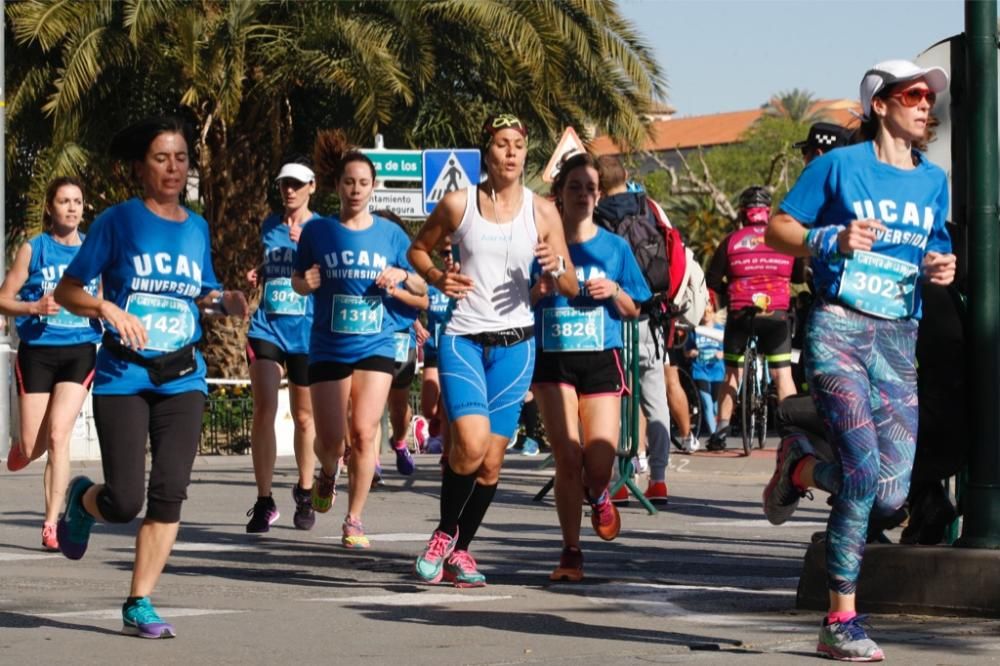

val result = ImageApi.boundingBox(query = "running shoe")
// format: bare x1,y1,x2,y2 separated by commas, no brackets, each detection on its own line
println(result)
311,467,337,513
589,489,621,541
393,440,415,475
610,484,630,506
245,496,279,533
633,455,649,474
41,522,59,552
681,433,701,453
706,431,727,451
342,515,371,549
371,460,384,489
443,549,486,588
291,484,316,530
521,437,540,456
644,480,669,506
122,597,176,639
6,442,30,472
550,546,584,582
57,475,95,560
816,615,884,662
414,529,457,584
762,435,814,525
424,435,443,454
411,415,429,452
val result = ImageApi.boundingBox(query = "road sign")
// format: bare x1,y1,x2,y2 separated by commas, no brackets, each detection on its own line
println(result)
361,149,423,181
423,149,480,214
542,127,587,183
368,189,424,218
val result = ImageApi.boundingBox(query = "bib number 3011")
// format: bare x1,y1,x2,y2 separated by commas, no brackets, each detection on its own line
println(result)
838,250,918,319
125,293,196,351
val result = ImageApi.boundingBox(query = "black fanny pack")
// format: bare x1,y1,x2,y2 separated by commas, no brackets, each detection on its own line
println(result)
462,326,533,348
102,332,198,386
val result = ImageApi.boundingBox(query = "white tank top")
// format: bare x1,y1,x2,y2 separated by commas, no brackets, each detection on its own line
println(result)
444,185,539,335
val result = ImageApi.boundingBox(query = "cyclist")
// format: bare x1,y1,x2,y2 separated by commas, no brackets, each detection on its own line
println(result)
762,59,953,661
705,186,801,451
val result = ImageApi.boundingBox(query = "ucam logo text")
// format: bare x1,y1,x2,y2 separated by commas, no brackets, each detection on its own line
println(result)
132,253,203,282
323,250,388,270
851,199,935,232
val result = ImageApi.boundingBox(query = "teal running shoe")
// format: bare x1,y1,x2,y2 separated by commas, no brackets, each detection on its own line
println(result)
122,597,176,639
414,529,457,584
57,476,95,560
443,549,486,588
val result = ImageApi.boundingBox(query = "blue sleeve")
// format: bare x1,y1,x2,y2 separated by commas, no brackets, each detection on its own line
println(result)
65,212,113,283
779,155,836,227
617,240,652,302
926,182,952,255
293,226,315,273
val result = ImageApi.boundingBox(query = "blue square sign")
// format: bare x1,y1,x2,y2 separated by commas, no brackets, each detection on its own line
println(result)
422,149,481,215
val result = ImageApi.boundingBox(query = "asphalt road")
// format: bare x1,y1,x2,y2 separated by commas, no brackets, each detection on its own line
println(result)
2,443,998,665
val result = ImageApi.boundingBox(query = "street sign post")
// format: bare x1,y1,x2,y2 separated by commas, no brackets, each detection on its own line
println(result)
423,149,480,214
361,149,423,181
542,126,587,183
368,189,424,218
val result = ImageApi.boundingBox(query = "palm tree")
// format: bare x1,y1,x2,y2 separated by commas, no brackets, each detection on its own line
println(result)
7,0,666,375
762,88,829,124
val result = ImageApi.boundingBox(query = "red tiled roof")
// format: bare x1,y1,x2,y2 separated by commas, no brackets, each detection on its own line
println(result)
592,100,860,155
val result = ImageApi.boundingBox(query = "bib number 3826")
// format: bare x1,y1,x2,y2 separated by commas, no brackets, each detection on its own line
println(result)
332,295,383,335
542,307,604,352
125,293,196,352
837,250,918,320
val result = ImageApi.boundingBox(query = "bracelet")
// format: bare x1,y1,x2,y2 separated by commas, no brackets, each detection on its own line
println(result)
612,282,621,300
805,226,845,263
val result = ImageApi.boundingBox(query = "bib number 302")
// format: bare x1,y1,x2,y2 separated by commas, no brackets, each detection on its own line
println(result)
838,250,918,319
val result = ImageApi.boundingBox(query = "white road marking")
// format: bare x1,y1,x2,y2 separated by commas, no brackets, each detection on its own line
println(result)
309,593,512,606
317,532,430,542
632,519,827,528
39,608,245,620
0,552,61,562
171,542,250,552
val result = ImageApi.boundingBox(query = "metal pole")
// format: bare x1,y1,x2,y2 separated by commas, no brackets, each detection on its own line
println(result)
0,0,11,456
957,0,1000,549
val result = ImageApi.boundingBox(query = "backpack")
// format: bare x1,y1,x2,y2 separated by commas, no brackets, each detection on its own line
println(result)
647,198,709,328
593,194,671,297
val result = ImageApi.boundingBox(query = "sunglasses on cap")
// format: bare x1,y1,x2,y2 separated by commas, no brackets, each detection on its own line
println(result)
889,87,937,108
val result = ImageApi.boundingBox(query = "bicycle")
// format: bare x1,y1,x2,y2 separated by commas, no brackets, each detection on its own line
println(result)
736,306,768,456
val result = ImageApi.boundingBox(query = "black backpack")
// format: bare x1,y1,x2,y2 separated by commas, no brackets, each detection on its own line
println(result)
594,194,671,298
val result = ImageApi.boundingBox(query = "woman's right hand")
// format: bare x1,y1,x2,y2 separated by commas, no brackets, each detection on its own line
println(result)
32,293,61,317
435,266,474,300
304,264,322,292
99,301,148,350
838,219,886,255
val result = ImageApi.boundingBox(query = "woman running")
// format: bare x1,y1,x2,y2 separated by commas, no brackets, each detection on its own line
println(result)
408,113,577,587
418,283,452,457
244,159,319,533
531,153,649,582
762,60,954,662
53,116,249,639
291,130,418,549
0,177,101,551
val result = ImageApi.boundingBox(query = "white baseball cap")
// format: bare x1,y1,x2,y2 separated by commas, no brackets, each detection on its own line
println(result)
860,59,949,120
275,162,315,183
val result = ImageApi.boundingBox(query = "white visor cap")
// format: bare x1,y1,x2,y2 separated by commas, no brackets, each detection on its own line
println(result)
275,163,315,184
860,59,949,119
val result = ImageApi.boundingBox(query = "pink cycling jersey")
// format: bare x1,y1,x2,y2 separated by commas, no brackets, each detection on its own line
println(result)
721,224,794,312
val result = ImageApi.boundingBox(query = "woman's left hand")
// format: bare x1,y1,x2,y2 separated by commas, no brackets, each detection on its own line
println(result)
223,290,250,319
376,267,408,295
923,251,956,286
414,320,430,346
585,278,618,300
534,242,559,273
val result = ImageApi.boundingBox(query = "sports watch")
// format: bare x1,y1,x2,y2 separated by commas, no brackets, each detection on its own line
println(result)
549,255,567,279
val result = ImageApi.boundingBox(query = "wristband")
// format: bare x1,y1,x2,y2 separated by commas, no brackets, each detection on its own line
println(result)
612,283,621,300
805,226,845,263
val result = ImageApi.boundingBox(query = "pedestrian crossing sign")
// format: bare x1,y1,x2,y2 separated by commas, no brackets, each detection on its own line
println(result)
423,149,481,215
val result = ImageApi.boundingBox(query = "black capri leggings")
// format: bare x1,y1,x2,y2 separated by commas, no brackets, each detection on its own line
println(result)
93,391,206,524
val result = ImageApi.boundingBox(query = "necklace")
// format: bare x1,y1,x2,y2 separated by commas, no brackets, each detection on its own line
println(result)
488,185,522,281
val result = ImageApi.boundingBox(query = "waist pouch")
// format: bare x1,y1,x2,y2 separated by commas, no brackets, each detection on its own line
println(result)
462,326,533,348
102,332,198,386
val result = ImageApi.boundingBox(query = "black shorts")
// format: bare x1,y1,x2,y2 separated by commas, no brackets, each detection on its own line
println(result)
16,342,96,394
532,348,626,397
308,355,396,384
723,310,792,368
392,347,417,390
246,338,310,386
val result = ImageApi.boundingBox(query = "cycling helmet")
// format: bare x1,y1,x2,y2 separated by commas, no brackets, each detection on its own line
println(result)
738,186,771,209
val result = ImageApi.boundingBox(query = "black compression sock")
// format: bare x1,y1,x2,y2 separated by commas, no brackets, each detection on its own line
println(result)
437,466,478,537
455,482,498,551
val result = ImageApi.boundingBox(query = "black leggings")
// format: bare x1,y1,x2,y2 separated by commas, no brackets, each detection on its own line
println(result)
93,391,206,523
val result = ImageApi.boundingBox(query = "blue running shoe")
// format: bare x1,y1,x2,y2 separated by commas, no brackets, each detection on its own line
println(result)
57,476,95,560
122,597,176,639
521,437,540,456
816,615,884,661
393,440,415,475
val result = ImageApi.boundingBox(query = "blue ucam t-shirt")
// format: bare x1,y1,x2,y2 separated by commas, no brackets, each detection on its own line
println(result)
64,198,221,395
247,212,317,355
293,215,413,365
531,227,651,352
780,141,951,320
16,233,102,346
423,286,452,352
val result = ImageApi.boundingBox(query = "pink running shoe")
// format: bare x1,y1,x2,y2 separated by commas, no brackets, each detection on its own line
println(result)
41,522,59,552
6,443,30,472
411,415,429,452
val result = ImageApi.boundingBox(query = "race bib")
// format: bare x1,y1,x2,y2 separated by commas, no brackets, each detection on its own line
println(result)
542,307,604,352
125,293,196,352
263,278,306,315
393,332,412,363
837,251,918,319
331,294,383,335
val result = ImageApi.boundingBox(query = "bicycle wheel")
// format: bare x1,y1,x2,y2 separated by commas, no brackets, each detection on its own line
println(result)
679,367,702,439
755,371,768,449
740,348,757,456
